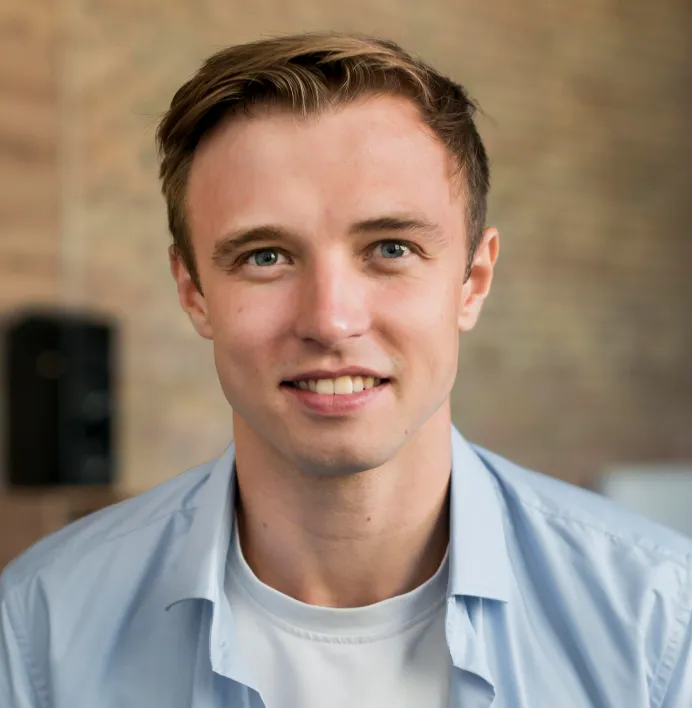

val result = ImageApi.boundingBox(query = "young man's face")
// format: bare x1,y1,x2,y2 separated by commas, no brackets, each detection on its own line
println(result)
173,95,498,476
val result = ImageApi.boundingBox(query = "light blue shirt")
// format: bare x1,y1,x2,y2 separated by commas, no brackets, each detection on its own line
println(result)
1,427,691,707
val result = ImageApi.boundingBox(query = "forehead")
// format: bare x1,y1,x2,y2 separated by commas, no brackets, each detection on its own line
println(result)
186,95,462,240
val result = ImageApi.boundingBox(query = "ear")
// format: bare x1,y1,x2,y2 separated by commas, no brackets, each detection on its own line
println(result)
458,227,500,333
169,245,214,340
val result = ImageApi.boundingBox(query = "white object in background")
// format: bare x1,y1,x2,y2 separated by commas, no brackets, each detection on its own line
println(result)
597,464,692,538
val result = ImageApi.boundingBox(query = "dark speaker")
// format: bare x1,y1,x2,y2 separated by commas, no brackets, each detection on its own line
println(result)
4,311,117,486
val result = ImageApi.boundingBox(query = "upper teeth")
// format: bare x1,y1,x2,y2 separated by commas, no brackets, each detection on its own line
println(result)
296,375,381,394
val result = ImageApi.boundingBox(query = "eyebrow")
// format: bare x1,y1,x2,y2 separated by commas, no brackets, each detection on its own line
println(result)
211,214,446,266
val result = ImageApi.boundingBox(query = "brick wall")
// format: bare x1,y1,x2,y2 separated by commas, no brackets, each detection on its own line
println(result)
2,0,691,492
0,0,60,308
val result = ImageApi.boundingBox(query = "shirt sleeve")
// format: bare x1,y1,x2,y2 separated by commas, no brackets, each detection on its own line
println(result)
657,555,692,708
658,612,692,708
0,579,46,708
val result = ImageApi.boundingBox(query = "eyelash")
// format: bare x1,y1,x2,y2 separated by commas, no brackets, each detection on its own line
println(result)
241,240,417,267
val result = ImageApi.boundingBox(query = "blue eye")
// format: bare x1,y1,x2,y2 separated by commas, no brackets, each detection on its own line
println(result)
247,249,285,267
379,242,410,259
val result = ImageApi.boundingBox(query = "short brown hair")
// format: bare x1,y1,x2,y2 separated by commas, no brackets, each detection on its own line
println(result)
156,31,490,291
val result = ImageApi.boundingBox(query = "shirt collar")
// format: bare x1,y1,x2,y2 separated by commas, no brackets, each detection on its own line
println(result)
162,444,251,682
448,425,511,602
163,443,238,610
163,423,511,608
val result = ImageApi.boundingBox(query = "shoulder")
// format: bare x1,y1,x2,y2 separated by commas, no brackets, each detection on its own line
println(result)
473,445,692,702
0,457,217,596
474,443,692,566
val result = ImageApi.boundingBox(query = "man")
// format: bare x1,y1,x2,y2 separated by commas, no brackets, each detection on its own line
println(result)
1,31,690,708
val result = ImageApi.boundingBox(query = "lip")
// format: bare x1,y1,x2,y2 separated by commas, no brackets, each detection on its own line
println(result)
281,379,390,416
284,367,388,383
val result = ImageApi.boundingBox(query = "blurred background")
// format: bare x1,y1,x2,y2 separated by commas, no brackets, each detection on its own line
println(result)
1,0,691,567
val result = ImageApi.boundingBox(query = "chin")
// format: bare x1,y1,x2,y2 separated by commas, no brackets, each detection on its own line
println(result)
286,436,404,478
233,405,415,476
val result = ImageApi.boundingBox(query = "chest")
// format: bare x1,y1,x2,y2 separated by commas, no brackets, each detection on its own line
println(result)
233,599,452,708
47,598,650,708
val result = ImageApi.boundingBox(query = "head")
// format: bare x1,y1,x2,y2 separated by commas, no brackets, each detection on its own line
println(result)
159,31,499,476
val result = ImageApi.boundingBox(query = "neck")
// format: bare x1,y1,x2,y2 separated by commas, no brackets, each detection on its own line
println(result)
232,408,452,608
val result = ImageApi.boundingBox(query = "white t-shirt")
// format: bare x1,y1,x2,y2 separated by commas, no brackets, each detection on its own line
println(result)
226,521,452,708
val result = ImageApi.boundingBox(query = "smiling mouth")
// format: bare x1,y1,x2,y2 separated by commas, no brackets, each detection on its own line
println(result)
282,375,390,395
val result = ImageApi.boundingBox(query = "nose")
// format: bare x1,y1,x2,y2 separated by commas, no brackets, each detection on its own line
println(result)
293,258,371,347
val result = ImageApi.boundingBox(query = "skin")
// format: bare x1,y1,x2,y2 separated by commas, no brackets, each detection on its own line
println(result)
171,94,499,608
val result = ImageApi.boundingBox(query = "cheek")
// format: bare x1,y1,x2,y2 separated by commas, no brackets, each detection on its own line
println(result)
207,286,287,365
383,275,460,334
379,277,461,374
